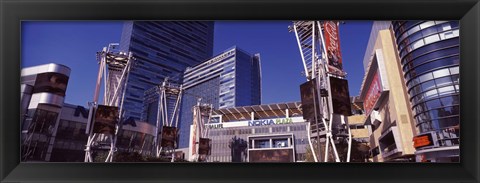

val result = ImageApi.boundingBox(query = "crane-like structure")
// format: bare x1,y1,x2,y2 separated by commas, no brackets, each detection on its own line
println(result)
289,21,353,162
84,43,134,162
191,99,213,162
145,77,214,162
146,78,183,162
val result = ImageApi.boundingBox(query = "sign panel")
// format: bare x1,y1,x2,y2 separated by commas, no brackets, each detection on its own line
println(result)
248,118,293,126
413,133,434,149
249,149,294,162
33,72,69,96
300,79,320,122
329,77,352,116
363,71,383,115
92,105,119,135
323,21,343,70
198,138,211,155
204,116,305,129
161,126,178,148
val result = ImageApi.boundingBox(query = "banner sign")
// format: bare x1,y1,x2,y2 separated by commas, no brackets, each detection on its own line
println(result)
329,77,352,116
198,138,211,155
249,149,294,162
323,21,343,70
364,71,383,115
161,126,178,148
300,79,319,122
92,105,119,136
33,72,69,96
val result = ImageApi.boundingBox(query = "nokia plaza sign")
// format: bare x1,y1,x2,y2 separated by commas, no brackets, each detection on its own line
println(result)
248,118,293,126
204,117,304,129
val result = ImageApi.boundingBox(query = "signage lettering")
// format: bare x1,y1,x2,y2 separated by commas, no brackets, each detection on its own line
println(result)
364,71,383,115
74,106,89,118
248,118,293,126
205,123,223,129
323,21,343,70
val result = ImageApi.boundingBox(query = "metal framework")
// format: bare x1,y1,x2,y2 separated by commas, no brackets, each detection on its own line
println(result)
152,78,183,162
289,21,353,162
84,43,134,162
191,99,213,162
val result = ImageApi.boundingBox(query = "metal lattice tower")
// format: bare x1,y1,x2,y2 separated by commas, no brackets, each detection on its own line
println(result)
152,78,183,161
84,43,134,162
191,99,213,162
289,21,352,162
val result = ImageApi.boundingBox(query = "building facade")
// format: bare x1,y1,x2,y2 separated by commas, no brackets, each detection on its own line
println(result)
119,21,214,123
21,63,71,161
51,103,157,162
392,21,460,162
177,47,262,148
185,102,308,162
360,26,417,162
21,63,158,162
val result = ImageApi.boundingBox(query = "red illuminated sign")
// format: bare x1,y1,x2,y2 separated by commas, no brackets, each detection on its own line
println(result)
323,21,343,70
364,71,382,115
413,134,434,149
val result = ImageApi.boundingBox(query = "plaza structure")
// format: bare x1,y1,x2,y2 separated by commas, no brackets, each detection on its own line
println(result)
185,102,309,162
177,46,262,149
119,21,214,123
392,21,460,162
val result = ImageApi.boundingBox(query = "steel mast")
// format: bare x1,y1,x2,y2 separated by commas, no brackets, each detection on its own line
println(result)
84,43,134,162
289,21,352,162
148,78,183,162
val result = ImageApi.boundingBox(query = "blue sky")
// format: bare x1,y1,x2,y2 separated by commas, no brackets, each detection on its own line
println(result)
22,21,372,106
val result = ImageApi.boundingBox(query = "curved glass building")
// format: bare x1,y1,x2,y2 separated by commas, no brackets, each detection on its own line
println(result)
392,21,460,162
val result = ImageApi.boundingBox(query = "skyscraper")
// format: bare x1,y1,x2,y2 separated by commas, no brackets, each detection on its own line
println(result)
119,21,214,123
177,46,262,148
392,21,460,162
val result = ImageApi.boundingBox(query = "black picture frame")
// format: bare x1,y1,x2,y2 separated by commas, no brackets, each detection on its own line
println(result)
1,0,479,182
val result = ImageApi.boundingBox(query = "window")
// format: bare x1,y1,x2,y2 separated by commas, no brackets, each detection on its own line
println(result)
437,86,455,97
433,68,451,78
434,76,453,88
419,21,435,29
449,67,459,75
421,80,436,91
424,34,440,44
424,89,439,101
418,73,434,83
272,139,289,148
254,139,270,148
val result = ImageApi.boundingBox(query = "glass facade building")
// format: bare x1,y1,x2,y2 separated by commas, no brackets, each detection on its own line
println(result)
392,21,460,162
119,21,214,123
177,47,262,148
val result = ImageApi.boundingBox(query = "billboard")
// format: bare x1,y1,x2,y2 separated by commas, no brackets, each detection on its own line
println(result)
300,79,320,121
161,126,178,148
249,149,294,162
329,77,352,116
363,71,383,115
33,72,69,96
413,133,434,149
323,21,343,70
92,105,119,135
198,138,211,155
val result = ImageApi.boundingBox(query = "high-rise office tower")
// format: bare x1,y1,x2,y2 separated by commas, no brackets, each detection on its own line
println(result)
392,21,460,162
119,21,214,123
177,46,262,148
